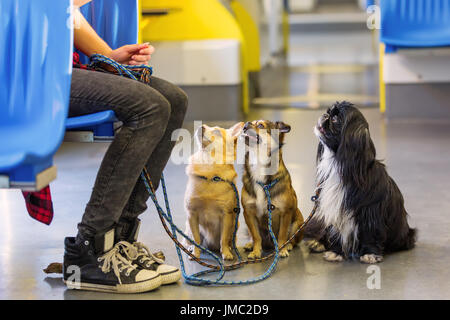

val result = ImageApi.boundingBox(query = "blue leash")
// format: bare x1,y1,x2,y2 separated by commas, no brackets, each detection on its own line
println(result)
141,168,281,286
89,54,153,79
88,54,294,286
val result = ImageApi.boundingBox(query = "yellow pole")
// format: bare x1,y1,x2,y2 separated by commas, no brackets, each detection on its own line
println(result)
230,0,261,73
379,43,386,113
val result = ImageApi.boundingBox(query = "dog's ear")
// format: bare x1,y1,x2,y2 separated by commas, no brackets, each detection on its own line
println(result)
316,142,324,164
228,122,245,140
340,124,374,157
195,125,210,149
337,123,376,186
275,121,291,133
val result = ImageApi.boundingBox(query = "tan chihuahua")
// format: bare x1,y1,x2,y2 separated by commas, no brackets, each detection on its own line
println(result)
184,122,244,260
241,120,304,259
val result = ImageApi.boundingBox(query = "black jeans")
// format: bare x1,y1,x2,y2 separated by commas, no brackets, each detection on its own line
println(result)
69,68,188,239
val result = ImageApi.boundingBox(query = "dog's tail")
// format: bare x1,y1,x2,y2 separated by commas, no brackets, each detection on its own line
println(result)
404,228,417,250
388,227,417,252
303,216,326,240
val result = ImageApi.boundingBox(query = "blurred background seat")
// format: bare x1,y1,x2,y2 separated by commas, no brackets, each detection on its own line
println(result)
381,0,450,53
0,0,73,190
379,0,450,119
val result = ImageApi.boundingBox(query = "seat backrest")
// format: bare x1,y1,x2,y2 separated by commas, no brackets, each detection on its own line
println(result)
77,0,139,64
380,0,450,48
0,0,73,169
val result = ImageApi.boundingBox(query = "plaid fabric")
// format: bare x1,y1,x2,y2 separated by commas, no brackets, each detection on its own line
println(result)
73,52,88,69
22,186,53,225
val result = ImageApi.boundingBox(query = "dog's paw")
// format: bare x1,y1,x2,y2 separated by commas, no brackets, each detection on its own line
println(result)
222,251,234,261
186,246,194,260
360,254,383,264
279,248,290,258
285,243,293,251
323,251,344,262
304,239,326,253
247,249,262,260
244,242,254,252
189,248,201,260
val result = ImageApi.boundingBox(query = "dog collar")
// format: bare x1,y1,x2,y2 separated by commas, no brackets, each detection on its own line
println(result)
256,179,279,212
256,178,279,190
195,175,226,183
194,175,240,214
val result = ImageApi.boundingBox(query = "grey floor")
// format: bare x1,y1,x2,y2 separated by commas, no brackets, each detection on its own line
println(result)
1,109,450,300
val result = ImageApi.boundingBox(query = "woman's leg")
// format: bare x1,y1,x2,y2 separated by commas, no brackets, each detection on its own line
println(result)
69,69,172,238
116,77,188,240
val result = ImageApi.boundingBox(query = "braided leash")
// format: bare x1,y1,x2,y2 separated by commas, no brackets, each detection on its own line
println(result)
89,54,153,80
140,169,284,285
90,54,320,285
141,168,320,285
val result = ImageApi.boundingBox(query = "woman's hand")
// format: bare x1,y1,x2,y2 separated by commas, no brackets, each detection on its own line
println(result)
73,9,154,66
108,43,155,65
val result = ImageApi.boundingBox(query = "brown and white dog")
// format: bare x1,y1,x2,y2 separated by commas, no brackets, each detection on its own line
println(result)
184,123,244,260
241,120,304,259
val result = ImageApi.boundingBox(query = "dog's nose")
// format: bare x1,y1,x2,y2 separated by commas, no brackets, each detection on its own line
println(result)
243,122,251,132
320,113,329,126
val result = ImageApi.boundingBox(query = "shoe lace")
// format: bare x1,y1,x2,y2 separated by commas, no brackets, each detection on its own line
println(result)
130,242,165,268
97,241,138,284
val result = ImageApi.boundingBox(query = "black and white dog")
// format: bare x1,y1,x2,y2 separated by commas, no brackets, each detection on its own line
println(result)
305,101,416,264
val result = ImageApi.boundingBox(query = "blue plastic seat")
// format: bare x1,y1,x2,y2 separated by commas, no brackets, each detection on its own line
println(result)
66,111,118,138
380,0,450,52
67,0,139,139
366,0,376,8
77,0,139,64
0,0,73,190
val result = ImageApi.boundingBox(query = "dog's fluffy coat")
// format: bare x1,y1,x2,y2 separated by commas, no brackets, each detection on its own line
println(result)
305,102,416,263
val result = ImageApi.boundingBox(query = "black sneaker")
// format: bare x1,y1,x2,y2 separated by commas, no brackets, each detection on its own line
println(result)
63,229,162,293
